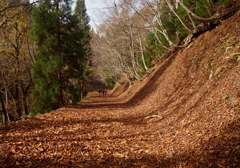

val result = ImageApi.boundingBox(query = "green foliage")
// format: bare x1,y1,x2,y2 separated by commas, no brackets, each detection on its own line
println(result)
142,0,232,67
105,77,115,89
138,55,151,71
214,66,225,76
161,2,179,43
182,0,230,18
31,2,61,114
222,95,229,100
175,6,191,38
20,114,31,120
193,0,213,17
144,31,168,62
230,52,240,56
31,0,91,114
214,0,231,6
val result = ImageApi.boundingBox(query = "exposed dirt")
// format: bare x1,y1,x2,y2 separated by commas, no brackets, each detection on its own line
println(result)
0,12,240,168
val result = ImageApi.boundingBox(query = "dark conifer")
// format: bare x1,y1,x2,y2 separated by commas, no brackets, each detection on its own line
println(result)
31,0,91,114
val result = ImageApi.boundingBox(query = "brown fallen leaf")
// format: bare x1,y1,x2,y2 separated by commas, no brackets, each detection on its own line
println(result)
38,147,44,152
218,163,226,168
208,150,214,154
141,165,151,168
113,152,125,158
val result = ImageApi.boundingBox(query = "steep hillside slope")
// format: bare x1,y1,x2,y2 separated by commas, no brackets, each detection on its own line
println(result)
0,12,239,167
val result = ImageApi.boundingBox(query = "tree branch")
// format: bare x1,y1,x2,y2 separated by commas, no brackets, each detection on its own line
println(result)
0,1,38,29
178,0,219,22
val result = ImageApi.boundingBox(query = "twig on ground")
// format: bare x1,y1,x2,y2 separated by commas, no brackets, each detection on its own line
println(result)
144,115,162,119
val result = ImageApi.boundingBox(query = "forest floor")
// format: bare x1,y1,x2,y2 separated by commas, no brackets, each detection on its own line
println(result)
1,12,240,168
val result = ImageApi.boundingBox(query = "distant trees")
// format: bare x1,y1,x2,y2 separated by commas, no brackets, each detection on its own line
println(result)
31,0,91,115
90,1,151,85
90,0,234,85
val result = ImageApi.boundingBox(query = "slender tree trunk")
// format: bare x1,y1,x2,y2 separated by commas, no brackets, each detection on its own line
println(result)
153,28,169,50
4,86,10,123
165,0,191,32
104,37,131,79
145,0,176,46
129,45,141,80
129,25,142,80
80,75,83,100
187,12,196,29
138,33,148,71
20,83,29,115
56,0,63,106
0,97,8,124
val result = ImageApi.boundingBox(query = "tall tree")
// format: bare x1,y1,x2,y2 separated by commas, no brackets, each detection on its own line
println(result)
31,0,90,114
73,0,92,100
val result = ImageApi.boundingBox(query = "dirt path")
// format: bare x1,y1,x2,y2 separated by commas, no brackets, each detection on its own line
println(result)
0,90,239,167
0,12,240,168
0,93,174,167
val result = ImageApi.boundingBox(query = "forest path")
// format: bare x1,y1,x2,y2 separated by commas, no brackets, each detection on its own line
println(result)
1,12,240,167
0,92,172,167
0,90,239,167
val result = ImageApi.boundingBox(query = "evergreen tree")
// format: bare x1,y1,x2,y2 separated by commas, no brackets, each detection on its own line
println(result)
73,0,92,100
31,0,63,114
31,0,90,114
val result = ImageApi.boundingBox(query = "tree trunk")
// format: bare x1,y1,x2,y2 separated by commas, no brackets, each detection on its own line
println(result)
137,33,148,71
0,96,8,124
187,11,196,29
4,86,10,123
129,25,142,80
56,0,64,106
80,81,83,100
165,0,191,32
145,0,176,46
153,28,169,50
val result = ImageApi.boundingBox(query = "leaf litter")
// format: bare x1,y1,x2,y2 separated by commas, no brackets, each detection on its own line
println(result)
0,12,240,168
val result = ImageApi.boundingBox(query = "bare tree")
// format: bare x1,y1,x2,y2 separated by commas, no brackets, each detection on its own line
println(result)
90,0,238,88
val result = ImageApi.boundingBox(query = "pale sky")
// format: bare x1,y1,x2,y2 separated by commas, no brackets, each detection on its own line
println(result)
80,0,110,31
80,0,120,31
29,0,113,31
